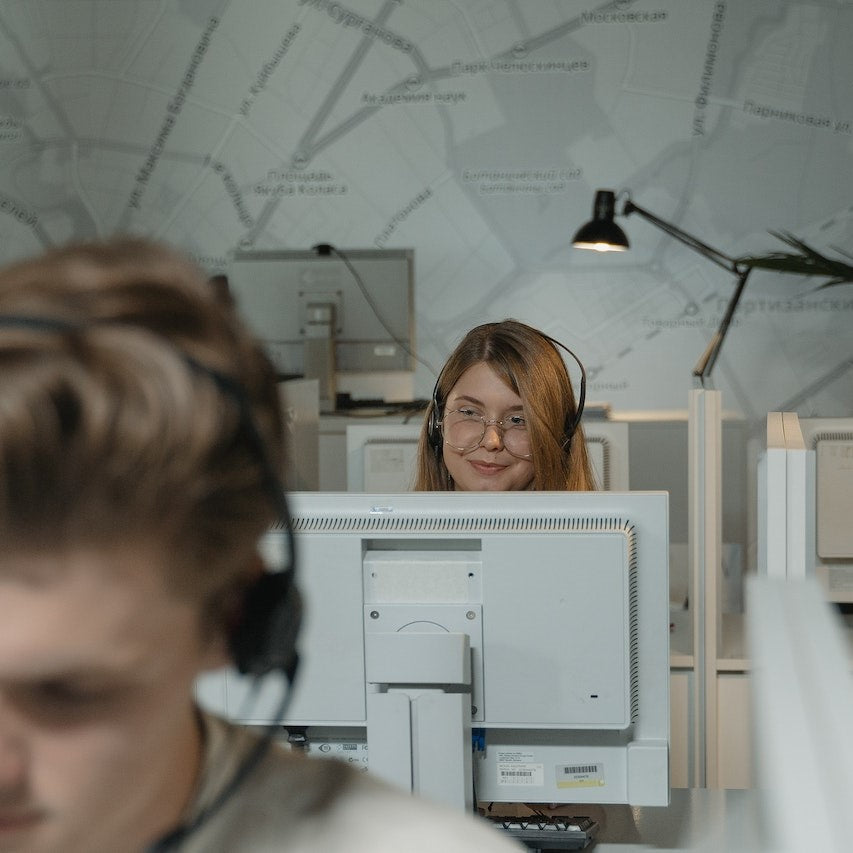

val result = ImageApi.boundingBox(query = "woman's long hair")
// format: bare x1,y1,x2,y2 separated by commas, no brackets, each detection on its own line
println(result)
413,319,597,491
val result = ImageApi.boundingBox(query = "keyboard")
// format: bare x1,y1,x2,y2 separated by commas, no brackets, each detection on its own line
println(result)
485,814,599,850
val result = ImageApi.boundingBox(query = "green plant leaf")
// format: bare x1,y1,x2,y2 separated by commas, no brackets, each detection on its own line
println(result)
736,231,853,287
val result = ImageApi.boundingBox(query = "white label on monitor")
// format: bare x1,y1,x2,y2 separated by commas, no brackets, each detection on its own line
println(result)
308,740,369,771
373,344,397,357
826,567,853,592
496,752,543,786
555,762,605,789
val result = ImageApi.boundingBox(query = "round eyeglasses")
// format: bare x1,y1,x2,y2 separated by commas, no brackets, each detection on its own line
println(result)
439,408,532,459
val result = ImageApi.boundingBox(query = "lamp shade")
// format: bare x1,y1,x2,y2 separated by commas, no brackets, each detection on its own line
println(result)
572,189,630,252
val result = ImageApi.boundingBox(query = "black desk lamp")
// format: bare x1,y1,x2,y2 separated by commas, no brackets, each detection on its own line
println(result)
572,189,752,386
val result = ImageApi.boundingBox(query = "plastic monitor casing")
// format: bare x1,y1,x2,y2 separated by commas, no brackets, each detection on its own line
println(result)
226,249,414,378
197,490,670,807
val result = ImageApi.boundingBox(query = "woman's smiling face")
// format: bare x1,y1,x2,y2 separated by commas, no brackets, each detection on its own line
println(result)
441,361,535,492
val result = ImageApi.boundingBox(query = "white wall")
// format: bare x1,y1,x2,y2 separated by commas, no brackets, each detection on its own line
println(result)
0,0,850,421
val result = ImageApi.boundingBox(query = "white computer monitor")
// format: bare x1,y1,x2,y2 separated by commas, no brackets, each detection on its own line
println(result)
197,490,670,809
579,420,630,490
747,575,853,852
800,417,853,600
346,423,420,492
226,248,415,409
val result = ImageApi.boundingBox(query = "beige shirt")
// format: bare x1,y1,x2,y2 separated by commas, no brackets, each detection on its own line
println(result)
167,713,523,852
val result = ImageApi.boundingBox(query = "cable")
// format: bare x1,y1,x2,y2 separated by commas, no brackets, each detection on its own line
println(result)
147,680,295,852
311,242,438,377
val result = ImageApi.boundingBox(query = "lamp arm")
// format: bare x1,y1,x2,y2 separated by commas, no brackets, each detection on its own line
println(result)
623,198,741,274
691,267,753,385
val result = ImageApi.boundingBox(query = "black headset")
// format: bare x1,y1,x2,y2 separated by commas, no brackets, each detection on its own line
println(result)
427,328,587,455
185,355,302,683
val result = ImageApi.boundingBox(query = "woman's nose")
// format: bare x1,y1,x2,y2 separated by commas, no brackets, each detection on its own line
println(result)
481,421,504,450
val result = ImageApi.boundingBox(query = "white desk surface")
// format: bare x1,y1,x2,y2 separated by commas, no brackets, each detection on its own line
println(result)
585,789,766,851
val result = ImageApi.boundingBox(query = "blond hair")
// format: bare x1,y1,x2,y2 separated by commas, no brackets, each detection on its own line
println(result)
0,238,283,600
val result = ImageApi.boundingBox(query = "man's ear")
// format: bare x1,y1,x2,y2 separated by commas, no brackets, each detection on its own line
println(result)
199,555,265,670
199,634,232,671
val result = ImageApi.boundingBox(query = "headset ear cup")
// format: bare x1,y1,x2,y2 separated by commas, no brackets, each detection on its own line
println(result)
427,406,441,451
229,571,302,682
562,405,578,452
427,378,443,452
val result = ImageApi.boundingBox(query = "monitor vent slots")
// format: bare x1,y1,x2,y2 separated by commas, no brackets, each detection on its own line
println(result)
291,514,635,535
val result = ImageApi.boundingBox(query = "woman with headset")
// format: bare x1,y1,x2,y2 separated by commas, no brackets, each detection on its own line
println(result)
413,319,605,835
414,319,597,492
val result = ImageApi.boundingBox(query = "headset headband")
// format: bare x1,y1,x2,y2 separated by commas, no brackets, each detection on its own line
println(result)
427,327,587,453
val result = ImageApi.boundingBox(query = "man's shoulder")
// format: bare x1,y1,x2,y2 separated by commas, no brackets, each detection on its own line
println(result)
315,768,522,853
190,713,521,852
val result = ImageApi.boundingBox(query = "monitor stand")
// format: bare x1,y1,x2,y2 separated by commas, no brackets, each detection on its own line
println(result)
364,629,474,812
302,299,336,413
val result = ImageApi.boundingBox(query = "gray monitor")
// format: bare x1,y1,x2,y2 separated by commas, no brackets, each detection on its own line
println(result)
226,248,415,410
197,490,670,809
800,418,853,601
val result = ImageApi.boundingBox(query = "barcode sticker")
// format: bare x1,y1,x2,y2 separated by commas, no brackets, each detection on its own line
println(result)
496,762,543,786
556,762,605,789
